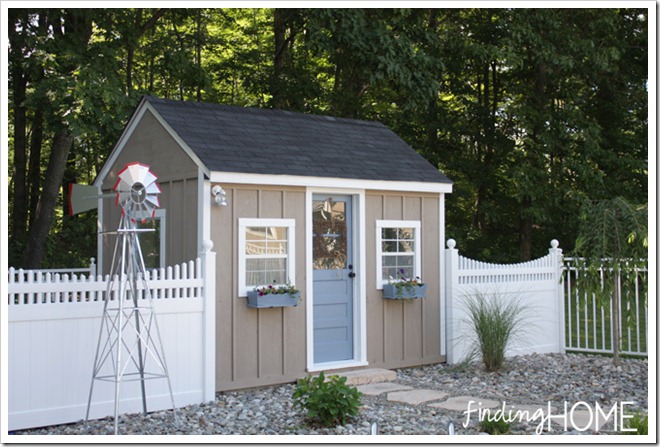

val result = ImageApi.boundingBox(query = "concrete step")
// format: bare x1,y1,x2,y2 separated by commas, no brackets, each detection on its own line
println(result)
334,368,397,386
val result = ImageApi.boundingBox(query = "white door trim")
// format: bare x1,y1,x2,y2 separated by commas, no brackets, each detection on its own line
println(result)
305,188,367,372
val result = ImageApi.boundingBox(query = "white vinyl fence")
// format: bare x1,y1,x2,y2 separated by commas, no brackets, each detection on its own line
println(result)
562,257,647,356
7,242,216,432
445,239,565,364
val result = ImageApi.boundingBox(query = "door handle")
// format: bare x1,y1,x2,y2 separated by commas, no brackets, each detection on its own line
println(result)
348,264,356,278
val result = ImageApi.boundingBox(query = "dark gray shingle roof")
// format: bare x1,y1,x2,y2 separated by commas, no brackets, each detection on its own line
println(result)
145,96,451,185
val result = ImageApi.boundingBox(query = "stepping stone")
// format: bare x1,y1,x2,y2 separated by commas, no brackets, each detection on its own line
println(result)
387,389,448,405
357,382,413,396
334,368,397,386
429,396,500,412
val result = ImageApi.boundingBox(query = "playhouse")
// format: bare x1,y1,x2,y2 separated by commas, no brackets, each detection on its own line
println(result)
94,96,453,392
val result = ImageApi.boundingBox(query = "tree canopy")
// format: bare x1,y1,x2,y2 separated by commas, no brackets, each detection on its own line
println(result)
6,7,649,267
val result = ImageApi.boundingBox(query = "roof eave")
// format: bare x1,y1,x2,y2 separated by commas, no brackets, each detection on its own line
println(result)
209,171,453,194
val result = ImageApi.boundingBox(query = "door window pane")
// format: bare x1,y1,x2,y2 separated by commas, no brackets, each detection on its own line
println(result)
313,199,347,270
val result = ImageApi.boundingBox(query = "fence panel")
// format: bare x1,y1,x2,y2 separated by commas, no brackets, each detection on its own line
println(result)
445,239,565,365
7,246,216,432
562,257,647,357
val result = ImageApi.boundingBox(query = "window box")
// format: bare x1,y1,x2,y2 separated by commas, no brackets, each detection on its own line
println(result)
382,283,427,300
246,290,300,308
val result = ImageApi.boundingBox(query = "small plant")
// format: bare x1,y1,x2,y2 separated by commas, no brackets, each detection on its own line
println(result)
253,280,299,297
388,269,425,300
462,291,527,372
479,416,511,434
293,371,362,427
622,411,648,435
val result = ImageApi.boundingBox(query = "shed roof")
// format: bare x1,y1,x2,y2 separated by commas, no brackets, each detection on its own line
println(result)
144,96,451,185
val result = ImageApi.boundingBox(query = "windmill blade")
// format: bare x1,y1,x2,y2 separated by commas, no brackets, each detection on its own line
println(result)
114,162,161,223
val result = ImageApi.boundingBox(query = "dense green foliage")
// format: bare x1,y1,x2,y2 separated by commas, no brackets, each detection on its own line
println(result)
293,372,362,427
7,8,648,267
572,197,648,365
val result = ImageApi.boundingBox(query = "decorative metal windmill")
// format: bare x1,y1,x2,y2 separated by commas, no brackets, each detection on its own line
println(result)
85,162,176,435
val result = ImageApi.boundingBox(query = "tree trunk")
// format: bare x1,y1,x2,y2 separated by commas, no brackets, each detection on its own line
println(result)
28,107,44,223
272,8,288,109
23,128,74,268
612,271,621,366
9,11,28,244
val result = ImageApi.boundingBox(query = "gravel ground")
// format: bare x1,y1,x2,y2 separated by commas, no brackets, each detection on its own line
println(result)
12,353,647,436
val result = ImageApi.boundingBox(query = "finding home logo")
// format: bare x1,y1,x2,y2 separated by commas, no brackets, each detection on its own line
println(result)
463,400,638,434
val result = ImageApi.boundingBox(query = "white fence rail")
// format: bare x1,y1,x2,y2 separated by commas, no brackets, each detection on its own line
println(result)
9,258,97,283
445,239,565,364
562,257,648,357
7,243,216,432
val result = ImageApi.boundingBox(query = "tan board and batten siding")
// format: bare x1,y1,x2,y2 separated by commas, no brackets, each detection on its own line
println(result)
212,185,307,391
365,191,443,369
99,109,199,272
212,185,443,391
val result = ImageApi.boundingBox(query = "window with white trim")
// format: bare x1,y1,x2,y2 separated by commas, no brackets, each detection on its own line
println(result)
136,209,166,269
238,218,296,296
376,220,421,289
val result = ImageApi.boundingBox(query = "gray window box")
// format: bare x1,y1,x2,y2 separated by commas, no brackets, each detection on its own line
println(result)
247,291,300,308
382,284,427,300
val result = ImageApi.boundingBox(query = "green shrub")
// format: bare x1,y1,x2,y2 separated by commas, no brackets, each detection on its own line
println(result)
479,416,511,435
623,411,648,435
293,371,362,427
463,291,527,372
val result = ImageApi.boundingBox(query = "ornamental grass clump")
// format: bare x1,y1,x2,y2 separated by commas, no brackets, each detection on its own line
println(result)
479,416,512,435
622,411,648,435
463,291,527,372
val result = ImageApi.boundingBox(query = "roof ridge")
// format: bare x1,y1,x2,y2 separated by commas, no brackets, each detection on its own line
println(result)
144,95,384,129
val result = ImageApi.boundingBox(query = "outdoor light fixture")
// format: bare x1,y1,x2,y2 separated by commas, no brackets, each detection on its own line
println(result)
212,185,228,206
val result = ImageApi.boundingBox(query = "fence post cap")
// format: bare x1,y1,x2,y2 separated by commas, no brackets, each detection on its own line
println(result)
447,239,456,249
550,239,559,249
202,240,214,252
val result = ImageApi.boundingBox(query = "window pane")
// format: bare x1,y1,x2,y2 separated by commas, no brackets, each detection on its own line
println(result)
268,227,288,240
398,240,415,253
383,255,398,267
398,228,414,239
381,255,414,282
246,227,268,241
313,199,347,270
382,227,398,240
382,266,399,280
136,218,161,269
382,241,397,252
267,240,287,255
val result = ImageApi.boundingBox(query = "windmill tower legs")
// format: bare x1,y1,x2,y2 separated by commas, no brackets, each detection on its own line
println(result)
85,217,176,435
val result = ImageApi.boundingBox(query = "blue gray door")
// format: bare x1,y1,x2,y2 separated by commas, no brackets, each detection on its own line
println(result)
312,195,354,363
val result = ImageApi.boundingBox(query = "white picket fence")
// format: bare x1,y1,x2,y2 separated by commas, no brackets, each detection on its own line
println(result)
6,242,216,432
445,239,565,364
562,257,648,356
